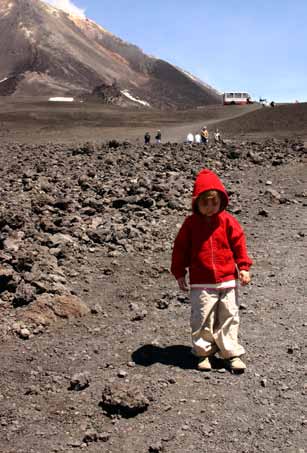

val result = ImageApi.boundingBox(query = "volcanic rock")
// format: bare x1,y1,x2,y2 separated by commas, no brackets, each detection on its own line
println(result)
100,382,149,418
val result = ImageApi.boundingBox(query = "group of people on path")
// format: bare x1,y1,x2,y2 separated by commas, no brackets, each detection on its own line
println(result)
144,130,161,145
144,127,222,145
186,126,221,145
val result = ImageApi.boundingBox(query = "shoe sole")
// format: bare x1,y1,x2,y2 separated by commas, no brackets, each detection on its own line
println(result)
228,358,246,373
197,359,212,371
197,365,211,371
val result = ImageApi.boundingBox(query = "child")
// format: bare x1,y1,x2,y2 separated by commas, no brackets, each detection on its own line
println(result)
171,169,252,372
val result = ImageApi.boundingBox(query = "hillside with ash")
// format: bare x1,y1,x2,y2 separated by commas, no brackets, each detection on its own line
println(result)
218,102,307,139
0,0,221,109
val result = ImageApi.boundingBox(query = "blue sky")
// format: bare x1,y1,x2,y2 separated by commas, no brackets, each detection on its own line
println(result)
44,0,307,103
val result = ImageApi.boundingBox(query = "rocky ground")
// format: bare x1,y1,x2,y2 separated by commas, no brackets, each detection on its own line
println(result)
0,103,306,453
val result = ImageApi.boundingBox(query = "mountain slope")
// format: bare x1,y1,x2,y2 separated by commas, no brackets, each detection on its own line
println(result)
0,0,221,108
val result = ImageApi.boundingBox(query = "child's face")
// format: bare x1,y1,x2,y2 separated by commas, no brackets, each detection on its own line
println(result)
197,193,221,216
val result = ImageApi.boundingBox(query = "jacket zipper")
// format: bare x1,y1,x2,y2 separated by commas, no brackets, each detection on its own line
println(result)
210,235,216,281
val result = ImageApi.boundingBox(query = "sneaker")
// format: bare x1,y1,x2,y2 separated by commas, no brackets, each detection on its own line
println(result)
197,356,212,371
228,356,246,371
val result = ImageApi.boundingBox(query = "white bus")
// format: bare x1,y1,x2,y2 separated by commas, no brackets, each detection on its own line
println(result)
223,92,252,105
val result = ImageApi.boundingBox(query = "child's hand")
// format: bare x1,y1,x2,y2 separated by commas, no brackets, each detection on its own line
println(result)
177,276,189,292
239,270,251,285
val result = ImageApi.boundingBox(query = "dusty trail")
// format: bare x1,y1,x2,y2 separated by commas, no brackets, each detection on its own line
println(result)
0,100,259,144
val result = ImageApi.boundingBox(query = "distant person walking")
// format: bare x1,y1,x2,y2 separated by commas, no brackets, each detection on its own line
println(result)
195,133,201,144
155,130,162,144
144,132,151,145
259,97,267,107
187,133,194,144
201,126,209,144
214,129,221,143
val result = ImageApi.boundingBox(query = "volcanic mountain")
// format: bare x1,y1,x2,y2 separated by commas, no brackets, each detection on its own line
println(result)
0,0,221,108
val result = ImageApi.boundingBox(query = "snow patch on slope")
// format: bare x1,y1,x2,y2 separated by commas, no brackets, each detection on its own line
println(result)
42,0,86,19
49,97,74,102
0,1,14,17
18,22,35,41
121,90,150,107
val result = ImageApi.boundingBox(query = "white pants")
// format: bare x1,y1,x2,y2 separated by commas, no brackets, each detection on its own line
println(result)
190,288,245,359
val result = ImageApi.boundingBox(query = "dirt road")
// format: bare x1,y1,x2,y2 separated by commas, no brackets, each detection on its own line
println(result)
0,100,259,144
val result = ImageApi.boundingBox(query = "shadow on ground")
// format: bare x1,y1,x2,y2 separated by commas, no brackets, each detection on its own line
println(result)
132,344,226,370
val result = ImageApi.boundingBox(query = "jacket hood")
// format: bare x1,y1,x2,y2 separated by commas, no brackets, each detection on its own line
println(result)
192,169,229,213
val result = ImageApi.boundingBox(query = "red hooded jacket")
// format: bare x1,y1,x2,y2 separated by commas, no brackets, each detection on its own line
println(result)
171,169,252,285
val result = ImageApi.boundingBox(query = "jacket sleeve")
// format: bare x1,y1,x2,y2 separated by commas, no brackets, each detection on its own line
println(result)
226,215,253,271
171,217,192,280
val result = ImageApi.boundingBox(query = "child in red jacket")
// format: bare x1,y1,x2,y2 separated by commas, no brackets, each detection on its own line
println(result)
171,169,252,372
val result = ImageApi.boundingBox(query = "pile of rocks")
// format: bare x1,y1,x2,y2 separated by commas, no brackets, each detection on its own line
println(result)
0,138,305,333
